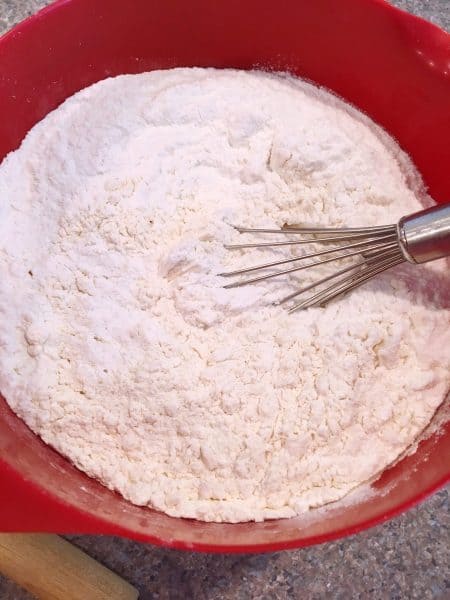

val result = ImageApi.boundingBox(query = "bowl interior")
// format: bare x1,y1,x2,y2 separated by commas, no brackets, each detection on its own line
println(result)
0,0,449,551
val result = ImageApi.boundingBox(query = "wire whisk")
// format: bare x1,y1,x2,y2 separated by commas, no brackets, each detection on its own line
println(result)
220,203,450,312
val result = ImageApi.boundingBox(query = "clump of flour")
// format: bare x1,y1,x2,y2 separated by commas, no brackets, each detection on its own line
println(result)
0,68,449,522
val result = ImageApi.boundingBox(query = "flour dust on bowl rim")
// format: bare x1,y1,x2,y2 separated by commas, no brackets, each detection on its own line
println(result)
0,0,449,552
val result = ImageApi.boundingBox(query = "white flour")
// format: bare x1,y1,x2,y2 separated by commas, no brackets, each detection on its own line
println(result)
0,68,449,523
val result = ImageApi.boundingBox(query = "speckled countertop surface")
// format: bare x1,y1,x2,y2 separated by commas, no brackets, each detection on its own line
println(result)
0,1,449,598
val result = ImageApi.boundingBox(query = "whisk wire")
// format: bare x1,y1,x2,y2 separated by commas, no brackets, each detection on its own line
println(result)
221,222,408,308
222,240,398,288
220,233,397,279
225,231,398,250
232,224,397,235
276,246,404,304
222,204,450,310
288,253,405,312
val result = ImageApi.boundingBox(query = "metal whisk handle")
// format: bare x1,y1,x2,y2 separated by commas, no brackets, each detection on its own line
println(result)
398,203,450,264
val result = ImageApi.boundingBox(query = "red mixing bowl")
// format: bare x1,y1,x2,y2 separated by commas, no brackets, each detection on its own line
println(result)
0,0,449,552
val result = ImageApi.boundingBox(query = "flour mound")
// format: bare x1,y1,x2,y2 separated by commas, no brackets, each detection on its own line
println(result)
0,68,449,523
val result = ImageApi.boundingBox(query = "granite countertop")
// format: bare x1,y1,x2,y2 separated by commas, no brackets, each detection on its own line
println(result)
0,1,449,598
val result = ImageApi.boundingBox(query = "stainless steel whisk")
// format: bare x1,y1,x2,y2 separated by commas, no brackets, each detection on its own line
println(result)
220,203,450,312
